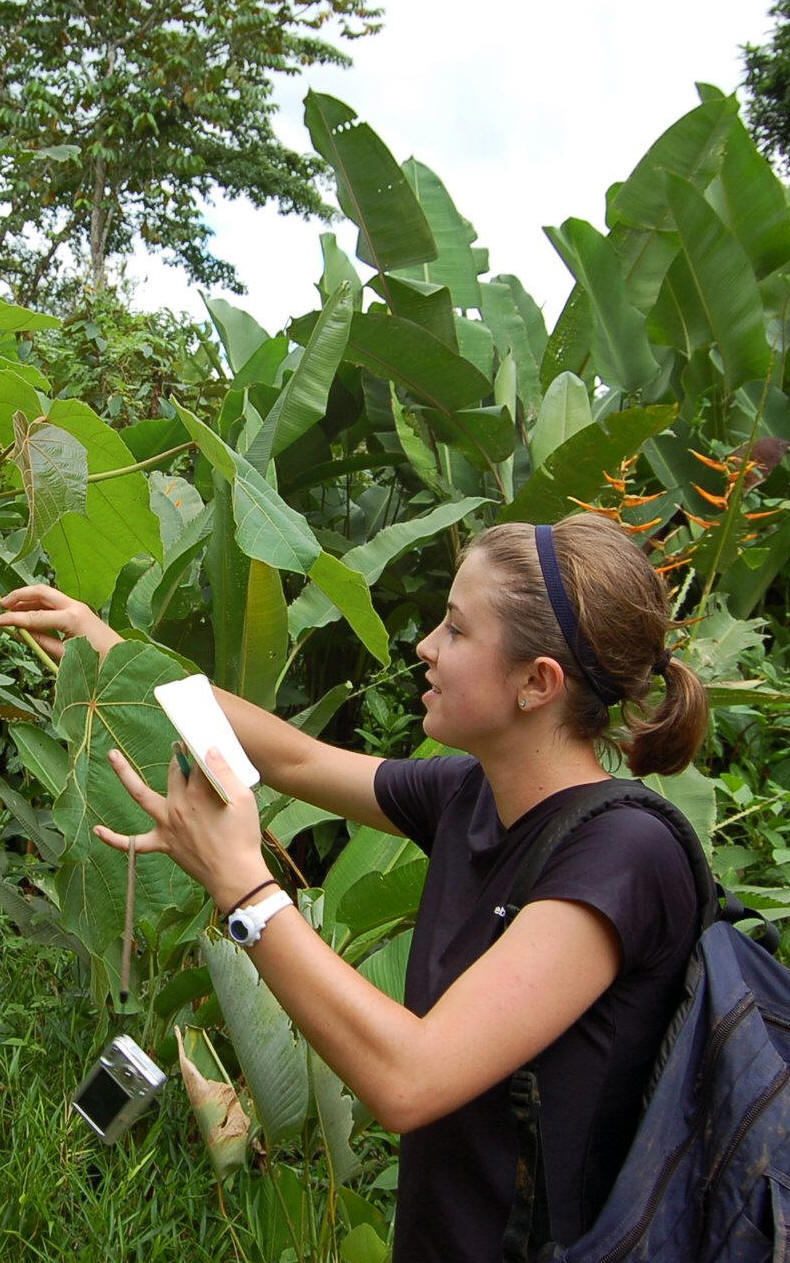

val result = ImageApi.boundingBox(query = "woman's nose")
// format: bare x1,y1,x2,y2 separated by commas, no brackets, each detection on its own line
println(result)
417,626,438,663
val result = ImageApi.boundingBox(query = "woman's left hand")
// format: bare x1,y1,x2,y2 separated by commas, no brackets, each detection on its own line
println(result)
94,746,271,913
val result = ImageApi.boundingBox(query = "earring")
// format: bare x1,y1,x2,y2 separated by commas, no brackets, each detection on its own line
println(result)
518,698,527,710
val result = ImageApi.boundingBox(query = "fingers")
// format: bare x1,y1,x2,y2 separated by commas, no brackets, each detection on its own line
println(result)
93,824,161,854
107,748,168,824
203,747,248,803
1,584,71,609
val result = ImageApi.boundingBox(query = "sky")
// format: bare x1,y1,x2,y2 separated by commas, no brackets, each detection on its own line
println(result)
127,0,775,336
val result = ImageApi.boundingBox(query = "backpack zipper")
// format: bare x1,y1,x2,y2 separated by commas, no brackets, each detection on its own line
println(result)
595,993,756,1263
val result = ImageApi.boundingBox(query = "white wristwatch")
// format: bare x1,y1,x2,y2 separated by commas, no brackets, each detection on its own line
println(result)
227,889,293,946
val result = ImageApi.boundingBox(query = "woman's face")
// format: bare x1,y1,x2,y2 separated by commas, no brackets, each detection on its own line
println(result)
416,549,525,755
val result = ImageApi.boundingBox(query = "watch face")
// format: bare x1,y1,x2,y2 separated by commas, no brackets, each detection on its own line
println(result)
228,914,250,944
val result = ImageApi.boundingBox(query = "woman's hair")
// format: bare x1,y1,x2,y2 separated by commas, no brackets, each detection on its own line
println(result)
465,514,708,777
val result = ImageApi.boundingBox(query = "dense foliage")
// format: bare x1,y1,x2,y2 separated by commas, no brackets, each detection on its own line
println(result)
744,1,790,172
3,85,790,1260
0,0,382,304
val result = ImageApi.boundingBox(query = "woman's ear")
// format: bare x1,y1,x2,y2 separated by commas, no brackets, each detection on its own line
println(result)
516,657,565,712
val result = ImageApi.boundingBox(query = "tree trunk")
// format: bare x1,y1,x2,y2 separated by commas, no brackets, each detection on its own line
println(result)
90,153,108,292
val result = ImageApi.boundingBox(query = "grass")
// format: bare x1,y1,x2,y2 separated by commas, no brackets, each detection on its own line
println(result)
0,920,257,1263
0,918,398,1263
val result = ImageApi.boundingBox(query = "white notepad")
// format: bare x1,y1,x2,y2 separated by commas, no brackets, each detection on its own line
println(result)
154,674,260,804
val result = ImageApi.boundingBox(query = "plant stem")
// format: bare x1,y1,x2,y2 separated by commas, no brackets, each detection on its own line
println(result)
1,627,59,675
86,440,196,483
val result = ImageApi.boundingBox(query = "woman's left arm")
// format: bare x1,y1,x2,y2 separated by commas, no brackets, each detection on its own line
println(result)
96,748,620,1135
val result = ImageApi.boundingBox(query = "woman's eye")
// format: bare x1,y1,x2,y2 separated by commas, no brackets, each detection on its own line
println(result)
445,621,461,637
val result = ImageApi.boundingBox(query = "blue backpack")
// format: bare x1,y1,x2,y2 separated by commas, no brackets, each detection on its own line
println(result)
502,779,790,1263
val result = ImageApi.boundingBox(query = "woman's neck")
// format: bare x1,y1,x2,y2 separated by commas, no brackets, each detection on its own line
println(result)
478,733,608,829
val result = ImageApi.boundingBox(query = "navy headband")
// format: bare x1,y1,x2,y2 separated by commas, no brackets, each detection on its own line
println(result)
534,524,623,707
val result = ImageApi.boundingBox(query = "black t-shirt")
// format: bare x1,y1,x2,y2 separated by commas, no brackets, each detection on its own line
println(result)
374,755,697,1263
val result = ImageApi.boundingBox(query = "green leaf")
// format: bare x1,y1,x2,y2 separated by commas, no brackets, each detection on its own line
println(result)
708,117,790,281
358,930,412,1003
304,92,436,273
545,218,660,393
40,400,162,607
641,763,717,851
319,231,364,309
51,638,196,956
608,96,738,231
267,282,353,460
501,404,675,524
237,561,288,710
201,933,309,1147
203,296,270,374
9,725,68,799
0,368,47,445
0,772,63,863
688,600,766,680
0,297,60,332
291,309,491,415
323,827,424,936
454,316,494,380
529,371,593,470
289,497,489,641
396,157,482,308
11,413,88,559
309,1049,360,1185
217,333,289,439
340,1223,389,1263
663,174,772,391
335,859,427,940
308,550,390,667
480,280,542,413
174,401,321,573
418,403,514,470
720,513,790,618
368,274,457,349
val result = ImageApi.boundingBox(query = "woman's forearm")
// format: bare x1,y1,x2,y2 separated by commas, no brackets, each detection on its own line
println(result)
212,686,394,832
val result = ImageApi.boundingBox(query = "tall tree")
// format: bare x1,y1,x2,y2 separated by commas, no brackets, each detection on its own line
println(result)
0,0,381,305
743,1,790,171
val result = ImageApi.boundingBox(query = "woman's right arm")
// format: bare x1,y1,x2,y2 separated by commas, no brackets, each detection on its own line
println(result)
0,586,396,833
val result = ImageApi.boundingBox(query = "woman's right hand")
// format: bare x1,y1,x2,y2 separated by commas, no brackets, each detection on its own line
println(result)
0,584,124,663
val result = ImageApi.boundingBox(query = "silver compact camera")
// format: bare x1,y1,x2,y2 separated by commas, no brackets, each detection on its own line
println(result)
71,1034,167,1144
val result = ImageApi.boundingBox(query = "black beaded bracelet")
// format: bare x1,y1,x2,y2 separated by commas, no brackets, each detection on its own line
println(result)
221,879,279,922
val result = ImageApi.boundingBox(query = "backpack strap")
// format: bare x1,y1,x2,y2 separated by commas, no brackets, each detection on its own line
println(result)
504,777,719,932
501,777,714,1262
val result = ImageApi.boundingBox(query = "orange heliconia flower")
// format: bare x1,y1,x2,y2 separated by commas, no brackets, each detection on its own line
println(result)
692,484,730,510
690,449,728,473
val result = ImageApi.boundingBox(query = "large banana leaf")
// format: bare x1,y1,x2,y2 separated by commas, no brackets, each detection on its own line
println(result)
202,933,309,1147
265,282,353,461
529,371,594,470
217,333,289,438
454,315,495,380
480,280,542,414
40,400,163,607
545,96,739,385
494,274,548,400
663,174,772,391
710,117,790,281
288,496,489,641
11,412,87,559
51,638,197,960
290,309,491,414
304,91,436,273
357,930,412,1003
607,96,739,232
203,296,270,374
309,1049,360,1186
545,219,660,393
322,826,424,937
418,403,514,470
236,560,288,710
396,157,482,309
176,403,389,664
501,404,675,524
367,274,457,349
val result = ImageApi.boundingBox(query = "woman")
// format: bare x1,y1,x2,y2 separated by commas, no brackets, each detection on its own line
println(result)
0,514,708,1262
